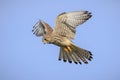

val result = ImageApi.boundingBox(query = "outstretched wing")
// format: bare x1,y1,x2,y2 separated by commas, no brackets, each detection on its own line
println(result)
53,11,92,40
32,20,53,37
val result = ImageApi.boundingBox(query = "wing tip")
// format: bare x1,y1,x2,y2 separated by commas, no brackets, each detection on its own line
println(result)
83,10,92,16
32,20,45,36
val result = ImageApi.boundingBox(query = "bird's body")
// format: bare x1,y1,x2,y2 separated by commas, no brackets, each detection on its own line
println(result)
32,11,93,64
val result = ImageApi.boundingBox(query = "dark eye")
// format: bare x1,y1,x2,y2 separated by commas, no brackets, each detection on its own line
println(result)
44,38,47,41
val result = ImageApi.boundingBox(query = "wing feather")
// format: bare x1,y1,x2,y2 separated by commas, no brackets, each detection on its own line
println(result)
53,11,92,40
32,20,53,37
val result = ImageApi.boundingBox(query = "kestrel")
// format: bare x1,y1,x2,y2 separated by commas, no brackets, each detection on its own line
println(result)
32,11,93,64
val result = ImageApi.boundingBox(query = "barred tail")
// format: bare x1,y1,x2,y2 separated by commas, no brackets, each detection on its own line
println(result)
58,44,93,64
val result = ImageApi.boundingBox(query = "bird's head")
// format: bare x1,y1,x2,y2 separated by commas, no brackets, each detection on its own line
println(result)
42,34,51,44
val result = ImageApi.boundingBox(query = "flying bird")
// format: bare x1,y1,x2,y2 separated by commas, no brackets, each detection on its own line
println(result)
32,11,93,64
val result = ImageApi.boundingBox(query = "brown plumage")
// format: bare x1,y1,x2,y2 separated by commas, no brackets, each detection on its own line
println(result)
32,11,93,64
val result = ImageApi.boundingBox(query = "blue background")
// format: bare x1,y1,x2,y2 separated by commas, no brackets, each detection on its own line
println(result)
0,0,120,80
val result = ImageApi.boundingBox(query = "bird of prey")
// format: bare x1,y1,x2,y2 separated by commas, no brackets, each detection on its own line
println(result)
32,11,93,64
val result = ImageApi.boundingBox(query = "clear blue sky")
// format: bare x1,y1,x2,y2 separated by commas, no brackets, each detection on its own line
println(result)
0,0,120,80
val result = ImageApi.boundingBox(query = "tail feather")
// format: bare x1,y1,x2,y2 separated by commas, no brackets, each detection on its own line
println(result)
79,48,93,60
59,48,73,63
71,44,92,64
71,46,89,64
59,48,67,62
58,43,93,64
71,53,79,64
71,52,81,64
73,52,82,64
66,52,72,63
76,52,88,64
63,51,67,62
58,48,63,61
